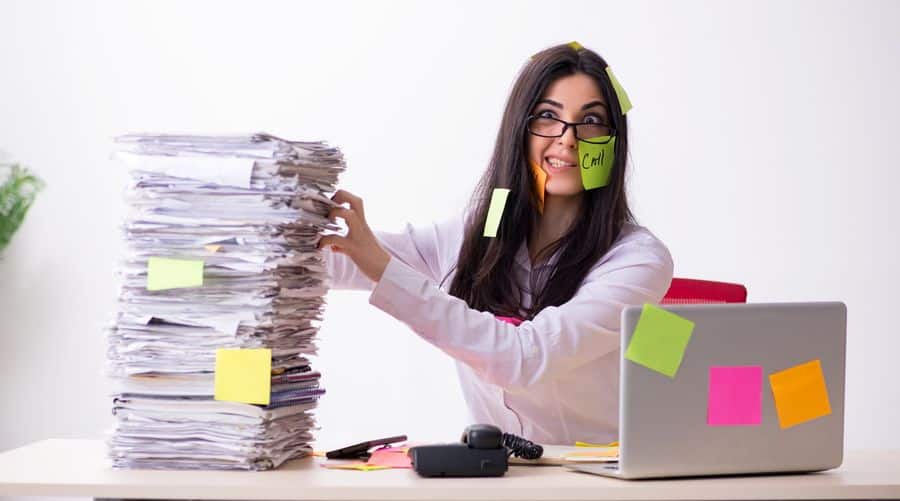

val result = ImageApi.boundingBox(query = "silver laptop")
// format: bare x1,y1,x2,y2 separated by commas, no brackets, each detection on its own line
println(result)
567,302,846,479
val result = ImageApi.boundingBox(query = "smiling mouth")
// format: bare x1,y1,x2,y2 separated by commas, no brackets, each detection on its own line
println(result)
546,157,577,169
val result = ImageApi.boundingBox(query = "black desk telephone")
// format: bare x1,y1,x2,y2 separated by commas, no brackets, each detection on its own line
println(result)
408,424,543,477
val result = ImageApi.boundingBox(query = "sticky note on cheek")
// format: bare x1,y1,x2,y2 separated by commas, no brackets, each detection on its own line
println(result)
214,348,272,405
530,160,547,213
146,257,204,291
483,188,510,238
578,137,616,190
769,359,832,429
625,304,695,378
707,366,763,426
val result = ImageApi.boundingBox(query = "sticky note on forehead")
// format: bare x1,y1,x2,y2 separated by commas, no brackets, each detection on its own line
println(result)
483,188,510,238
625,304,695,378
214,348,272,405
769,359,832,429
578,137,616,190
146,257,204,291
605,66,632,115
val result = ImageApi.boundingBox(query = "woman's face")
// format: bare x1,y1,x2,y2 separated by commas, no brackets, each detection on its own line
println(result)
527,72,610,197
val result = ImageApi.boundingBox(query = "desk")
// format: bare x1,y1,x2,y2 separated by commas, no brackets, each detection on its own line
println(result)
0,439,899,500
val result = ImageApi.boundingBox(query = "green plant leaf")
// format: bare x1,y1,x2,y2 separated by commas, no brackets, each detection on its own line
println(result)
0,164,45,253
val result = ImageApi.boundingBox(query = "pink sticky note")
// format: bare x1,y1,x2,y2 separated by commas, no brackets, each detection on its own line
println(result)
707,366,763,426
367,448,412,469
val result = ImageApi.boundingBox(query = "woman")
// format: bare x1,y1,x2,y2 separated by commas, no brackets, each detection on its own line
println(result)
318,42,673,445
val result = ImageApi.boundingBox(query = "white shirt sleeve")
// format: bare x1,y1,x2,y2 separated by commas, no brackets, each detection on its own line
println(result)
367,229,674,391
323,215,463,291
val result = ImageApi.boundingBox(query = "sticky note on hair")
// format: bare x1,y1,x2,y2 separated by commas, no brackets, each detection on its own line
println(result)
567,41,583,51
578,137,616,190
707,366,763,426
214,348,272,405
529,160,547,213
769,359,832,429
605,66,632,115
483,188,510,237
625,304,694,378
146,257,204,291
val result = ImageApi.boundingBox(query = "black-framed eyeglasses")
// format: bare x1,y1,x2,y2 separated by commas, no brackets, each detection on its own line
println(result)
526,115,615,144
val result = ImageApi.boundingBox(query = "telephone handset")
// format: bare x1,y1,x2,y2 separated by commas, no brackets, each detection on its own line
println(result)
408,424,543,477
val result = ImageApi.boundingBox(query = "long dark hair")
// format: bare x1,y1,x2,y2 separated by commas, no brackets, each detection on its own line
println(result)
448,43,635,319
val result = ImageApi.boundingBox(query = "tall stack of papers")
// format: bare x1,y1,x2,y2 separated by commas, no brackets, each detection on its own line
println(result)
106,133,344,470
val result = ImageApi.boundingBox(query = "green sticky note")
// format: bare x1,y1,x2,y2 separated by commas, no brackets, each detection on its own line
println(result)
146,257,204,291
625,304,695,378
483,188,510,238
214,348,272,405
605,66,632,114
578,136,616,190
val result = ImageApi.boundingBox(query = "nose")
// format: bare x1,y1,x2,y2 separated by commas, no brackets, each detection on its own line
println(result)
557,124,577,149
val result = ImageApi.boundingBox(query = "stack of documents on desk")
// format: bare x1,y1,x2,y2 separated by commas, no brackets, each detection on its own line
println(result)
106,133,344,470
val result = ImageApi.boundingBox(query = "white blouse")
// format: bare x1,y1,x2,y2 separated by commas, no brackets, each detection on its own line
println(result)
323,212,674,445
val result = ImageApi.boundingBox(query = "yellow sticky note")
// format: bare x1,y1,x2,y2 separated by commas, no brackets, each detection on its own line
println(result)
529,160,547,213
575,440,618,447
214,348,272,405
568,41,583,51
204,244,222,253
605,66,633,115
483,188,510,238
769,359,832,429
146,257,204,291
566,448,619,458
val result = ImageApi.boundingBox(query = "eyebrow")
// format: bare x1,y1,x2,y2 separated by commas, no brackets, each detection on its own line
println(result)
537,99,609,111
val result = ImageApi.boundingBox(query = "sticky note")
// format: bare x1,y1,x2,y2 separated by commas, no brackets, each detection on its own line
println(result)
605,66,633,114
483,188,510,238
625,304,695,378
707,366,763,426
214,348,272,405
204,244,222,253
367,448,412,469
146,257,204,291
568,41,583,51
575,441,618,447
322,462,390,471
529,160,547,213
578,137,616,190
769,359,832,429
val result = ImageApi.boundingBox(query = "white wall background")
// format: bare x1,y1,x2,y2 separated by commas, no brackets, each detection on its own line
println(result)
1,0,899,478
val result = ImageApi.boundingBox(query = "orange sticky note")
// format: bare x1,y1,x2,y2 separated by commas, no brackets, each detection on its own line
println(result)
204,244,222,253
530,160,547,213
214,348,272,405
769,359,832,429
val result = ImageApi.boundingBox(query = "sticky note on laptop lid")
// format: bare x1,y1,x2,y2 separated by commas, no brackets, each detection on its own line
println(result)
707,366,763,426
769,359,832,429
624,304,694,378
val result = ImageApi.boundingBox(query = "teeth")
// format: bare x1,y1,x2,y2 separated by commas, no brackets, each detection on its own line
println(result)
548,158,574,168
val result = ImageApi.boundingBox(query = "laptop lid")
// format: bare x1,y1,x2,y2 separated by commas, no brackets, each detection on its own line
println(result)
616,302,846,479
